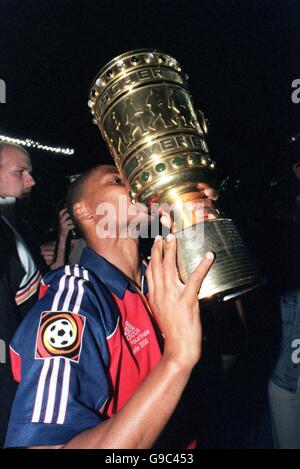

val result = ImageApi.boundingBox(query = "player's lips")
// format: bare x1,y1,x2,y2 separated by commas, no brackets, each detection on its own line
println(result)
20,190,32,198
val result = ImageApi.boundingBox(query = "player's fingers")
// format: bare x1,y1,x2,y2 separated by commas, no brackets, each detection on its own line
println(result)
184,252,215,300
149,235,164,294
159,211,172,230
204,187,219,201
162,234,179,287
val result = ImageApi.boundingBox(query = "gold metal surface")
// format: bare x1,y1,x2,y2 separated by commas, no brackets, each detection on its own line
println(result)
89,49,265,300
177,219,264,300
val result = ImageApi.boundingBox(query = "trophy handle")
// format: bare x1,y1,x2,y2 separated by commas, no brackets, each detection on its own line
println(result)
196,109,208,136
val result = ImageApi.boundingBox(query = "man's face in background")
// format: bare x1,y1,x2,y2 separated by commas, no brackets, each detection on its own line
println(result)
0,147,35,199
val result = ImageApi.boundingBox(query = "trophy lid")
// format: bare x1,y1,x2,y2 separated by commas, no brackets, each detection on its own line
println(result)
88,49,183,118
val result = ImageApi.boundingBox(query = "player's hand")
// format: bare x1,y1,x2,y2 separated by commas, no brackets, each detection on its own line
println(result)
193,183,219,220
158,184,219,230
146,234,215,369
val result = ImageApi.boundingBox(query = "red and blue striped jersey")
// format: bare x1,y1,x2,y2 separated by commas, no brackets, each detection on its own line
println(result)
5,247,162,447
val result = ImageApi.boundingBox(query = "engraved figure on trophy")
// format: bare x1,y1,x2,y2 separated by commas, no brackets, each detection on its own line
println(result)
110,111,129,156
101,127,114,155
123,98,152,141
169,88,197,130
146,87,178,130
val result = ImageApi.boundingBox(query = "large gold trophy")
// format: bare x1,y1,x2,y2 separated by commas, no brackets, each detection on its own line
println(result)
88,49,264,300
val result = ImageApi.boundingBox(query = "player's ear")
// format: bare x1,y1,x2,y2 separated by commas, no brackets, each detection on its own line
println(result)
73,202,93,222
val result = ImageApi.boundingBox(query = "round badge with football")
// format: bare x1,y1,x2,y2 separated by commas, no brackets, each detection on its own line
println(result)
35,311,86,362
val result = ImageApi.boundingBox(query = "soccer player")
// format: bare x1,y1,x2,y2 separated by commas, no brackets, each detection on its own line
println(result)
5,164,214,449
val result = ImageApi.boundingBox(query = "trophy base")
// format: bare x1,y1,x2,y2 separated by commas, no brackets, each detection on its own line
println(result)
175,218,266,301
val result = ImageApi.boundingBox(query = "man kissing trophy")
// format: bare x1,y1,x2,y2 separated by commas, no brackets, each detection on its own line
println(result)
88,49,264,300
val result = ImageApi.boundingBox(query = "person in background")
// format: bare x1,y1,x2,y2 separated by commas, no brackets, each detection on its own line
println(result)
0,143,41,447
268,134,300,449
40,205,86,269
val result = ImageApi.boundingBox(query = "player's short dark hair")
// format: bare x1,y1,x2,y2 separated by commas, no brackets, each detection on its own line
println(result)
66,166,100,234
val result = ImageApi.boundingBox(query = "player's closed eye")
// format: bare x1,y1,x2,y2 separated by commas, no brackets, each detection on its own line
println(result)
111,177,123,185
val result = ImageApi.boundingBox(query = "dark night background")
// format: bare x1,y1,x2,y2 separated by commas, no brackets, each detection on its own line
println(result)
1,0,300,448
1,0,300,205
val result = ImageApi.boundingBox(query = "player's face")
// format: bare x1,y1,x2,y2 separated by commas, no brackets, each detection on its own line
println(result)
87,165,147,230
0,148,35,199
87,165,130,210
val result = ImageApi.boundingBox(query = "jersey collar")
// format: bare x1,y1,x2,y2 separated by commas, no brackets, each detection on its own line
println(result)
79,246,148,299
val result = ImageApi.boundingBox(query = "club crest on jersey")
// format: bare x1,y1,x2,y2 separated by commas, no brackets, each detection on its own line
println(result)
35,311,85,362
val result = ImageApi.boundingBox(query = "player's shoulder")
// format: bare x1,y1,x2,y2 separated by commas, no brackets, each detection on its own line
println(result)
11,263,119,355
40,263,119,327
42,263,113,303
40,264,96,300
43,264,91,286
36,264,101,312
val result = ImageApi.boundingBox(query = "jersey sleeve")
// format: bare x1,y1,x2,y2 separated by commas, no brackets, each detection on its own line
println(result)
5,268,113,448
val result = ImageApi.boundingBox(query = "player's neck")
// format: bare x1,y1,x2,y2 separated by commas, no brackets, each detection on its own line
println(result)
88,236,142,287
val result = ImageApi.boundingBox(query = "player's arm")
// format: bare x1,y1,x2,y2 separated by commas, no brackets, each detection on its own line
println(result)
32,235,214,449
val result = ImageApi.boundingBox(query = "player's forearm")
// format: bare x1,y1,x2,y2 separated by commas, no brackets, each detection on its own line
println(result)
62,355,194,449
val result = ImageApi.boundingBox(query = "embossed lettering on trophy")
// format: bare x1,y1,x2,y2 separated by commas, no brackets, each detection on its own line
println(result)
89,50,265,300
